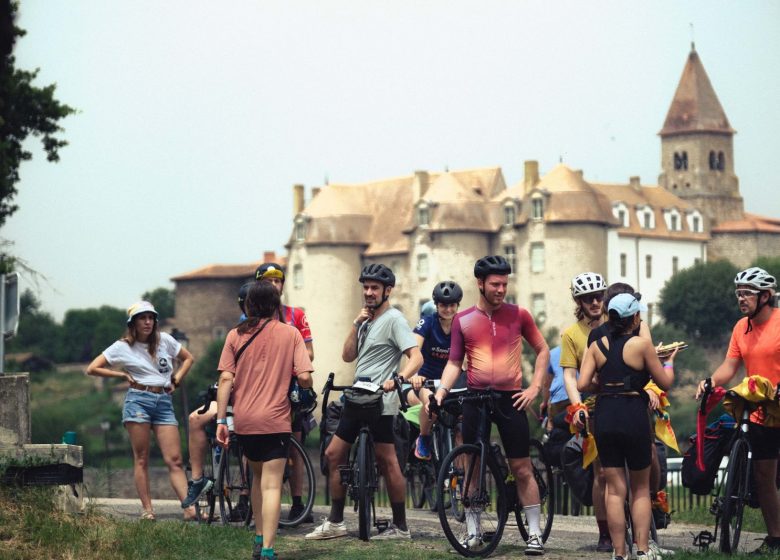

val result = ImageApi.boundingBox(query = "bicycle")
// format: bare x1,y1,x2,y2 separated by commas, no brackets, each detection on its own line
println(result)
321,372,408,541
434,390,554,558
278,408,317,528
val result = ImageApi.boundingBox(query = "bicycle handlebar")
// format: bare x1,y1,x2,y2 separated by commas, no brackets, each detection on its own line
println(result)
320,371,409,416
699,377,712,415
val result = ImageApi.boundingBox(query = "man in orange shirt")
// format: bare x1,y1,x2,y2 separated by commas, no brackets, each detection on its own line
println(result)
696,267,780,555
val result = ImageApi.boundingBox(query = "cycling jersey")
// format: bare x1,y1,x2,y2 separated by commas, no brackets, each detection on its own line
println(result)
450,304,544,391
727,308,780,386
281,305,313,342
413,314,451,379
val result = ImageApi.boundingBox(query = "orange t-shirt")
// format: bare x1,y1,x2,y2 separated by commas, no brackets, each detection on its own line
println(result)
218,320,313,435
727,308,780,386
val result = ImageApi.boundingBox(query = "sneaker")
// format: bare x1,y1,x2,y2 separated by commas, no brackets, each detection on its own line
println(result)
460,534,482,549
636,551,658,560
371,524,411,540
596,534,613,552
181,477,214,509
414,436,432,461
305,518,348,540
465,510,481,537
288,502,314,523
750,536,780,556
612,554,626,560
649,538,673,557
524,533,545,556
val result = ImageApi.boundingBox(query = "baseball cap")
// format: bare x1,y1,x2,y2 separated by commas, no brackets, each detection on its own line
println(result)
607,293,647,318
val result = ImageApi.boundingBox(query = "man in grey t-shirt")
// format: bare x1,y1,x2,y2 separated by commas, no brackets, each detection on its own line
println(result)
306,264,422,542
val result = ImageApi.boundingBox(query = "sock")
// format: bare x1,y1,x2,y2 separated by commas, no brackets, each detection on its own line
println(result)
597,518,610,538
466,510,481,535
390,501,407,531
292,495,303,507
328,498,345,523
261,547,275,558
254,535,263,545
191,477,202,484
522,504,541,537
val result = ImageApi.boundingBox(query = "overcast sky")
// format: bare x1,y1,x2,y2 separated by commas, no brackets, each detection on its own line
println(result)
6,1,780,320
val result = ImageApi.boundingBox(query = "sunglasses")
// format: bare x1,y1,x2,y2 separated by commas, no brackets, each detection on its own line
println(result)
578,293,604,303
735,289,761,299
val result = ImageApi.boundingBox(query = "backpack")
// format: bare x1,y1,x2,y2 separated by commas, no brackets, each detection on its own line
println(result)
319,401,344,475
681,416,734,495
561,434,594,507
542,411,570,469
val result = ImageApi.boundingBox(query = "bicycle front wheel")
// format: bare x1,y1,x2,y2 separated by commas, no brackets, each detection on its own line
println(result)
720,437,749,553
357,431,374,541
279,437,316,528
437,444,507,558
216,443,252,526
516,439,554,543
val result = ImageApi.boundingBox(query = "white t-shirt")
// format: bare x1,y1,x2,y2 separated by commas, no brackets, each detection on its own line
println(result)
103,332,182,386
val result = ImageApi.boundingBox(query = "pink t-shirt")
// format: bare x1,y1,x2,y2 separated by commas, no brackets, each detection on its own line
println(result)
450,304,544,391
218,320,313,435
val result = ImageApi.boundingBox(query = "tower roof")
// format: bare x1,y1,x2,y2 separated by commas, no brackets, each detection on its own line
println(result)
659,46,735,137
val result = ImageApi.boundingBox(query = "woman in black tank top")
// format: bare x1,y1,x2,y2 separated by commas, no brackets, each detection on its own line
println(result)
577,294,676,560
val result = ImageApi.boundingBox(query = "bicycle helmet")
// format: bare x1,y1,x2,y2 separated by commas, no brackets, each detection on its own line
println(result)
734,267,777,291
358,263,396,287
473,255,512,278
571,272,607,298
432,281,463,304
237,282,252,314
256,262,285,282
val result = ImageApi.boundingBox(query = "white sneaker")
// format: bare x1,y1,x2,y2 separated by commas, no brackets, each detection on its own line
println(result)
304,518,347,540
524,533,545,556
459,534,482,549
649,539,673,557
371,524,411,540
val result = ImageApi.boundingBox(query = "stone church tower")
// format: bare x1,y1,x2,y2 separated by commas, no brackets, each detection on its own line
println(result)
658,45,744,225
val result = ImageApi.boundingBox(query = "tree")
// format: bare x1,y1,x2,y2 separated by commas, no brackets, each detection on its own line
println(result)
5,288,60,359
752,256,780,280
658,260,741,344
141,287,175,323
0,3,76,227
55,306,125,363
649,322,709,384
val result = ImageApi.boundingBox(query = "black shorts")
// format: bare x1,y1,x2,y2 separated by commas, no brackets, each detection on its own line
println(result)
461,391,530,459
748,423,780,461
335,408,395,445
593,395,652,470
237,433,291,462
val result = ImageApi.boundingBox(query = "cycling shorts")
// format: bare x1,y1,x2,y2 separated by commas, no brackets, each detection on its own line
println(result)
335,408,395,445
593,394,652,470
237,433,291,462
461,391,530,459
748,422,780,461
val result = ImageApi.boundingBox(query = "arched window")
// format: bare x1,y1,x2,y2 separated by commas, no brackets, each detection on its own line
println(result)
612,202,629,227
503,202,516,226
709,150,717,170
673,151,688,171
717,151,725,171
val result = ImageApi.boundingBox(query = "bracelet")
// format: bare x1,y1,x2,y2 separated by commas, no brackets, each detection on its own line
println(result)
216,419,228,425
663,363,674,370
439,386,451,395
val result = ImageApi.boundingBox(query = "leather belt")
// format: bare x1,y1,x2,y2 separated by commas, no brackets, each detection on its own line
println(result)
129,382,165,394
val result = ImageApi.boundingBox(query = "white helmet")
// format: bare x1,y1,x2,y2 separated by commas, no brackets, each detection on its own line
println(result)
571,272,607,298
734,267,777,291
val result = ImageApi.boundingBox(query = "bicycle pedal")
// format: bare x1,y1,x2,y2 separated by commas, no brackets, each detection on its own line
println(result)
375,519,389,532
338,465,352,486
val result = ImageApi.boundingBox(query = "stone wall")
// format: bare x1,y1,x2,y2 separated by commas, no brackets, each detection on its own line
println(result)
709,231,780,267
0,374,30,445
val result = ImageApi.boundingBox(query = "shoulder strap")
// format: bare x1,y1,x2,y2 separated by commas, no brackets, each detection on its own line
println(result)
234,318,272,365
595,336,609,359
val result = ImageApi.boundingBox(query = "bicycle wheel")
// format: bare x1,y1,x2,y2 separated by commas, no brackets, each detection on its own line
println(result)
216,442,252,525
194,443,218,525
437,444,507,558
279,437,316,528
515,439,554,543
720,437,749,553
357,431,374,541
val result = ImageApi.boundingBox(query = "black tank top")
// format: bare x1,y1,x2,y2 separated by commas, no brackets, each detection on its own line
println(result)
595,333,650,395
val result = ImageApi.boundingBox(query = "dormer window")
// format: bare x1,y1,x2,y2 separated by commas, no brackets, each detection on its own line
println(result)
531,196,544,220
674,151,688,171
503,202,516,227
612,202,629,227
417,204,430,227
687,210,703,233
636,205,654,229
664,208,682,232
294,216,307,241
670,214,678,231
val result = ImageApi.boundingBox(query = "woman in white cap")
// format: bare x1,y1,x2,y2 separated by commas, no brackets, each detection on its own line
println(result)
87,301,196,521
577,293,676,560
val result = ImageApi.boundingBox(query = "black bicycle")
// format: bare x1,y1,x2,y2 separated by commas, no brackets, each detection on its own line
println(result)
434,390,554,558
321,372,408,541
278,407,317,528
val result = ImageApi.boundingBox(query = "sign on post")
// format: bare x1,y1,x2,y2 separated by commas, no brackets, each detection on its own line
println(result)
4,272,19,339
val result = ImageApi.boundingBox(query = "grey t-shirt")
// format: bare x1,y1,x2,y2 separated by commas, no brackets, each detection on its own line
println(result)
355,307,417,415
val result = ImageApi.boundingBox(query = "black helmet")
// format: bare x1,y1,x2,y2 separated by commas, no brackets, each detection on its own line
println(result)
432,281,463,304
237,282,252,313
359,264,396,287
474,255,511,278
256,262,285,282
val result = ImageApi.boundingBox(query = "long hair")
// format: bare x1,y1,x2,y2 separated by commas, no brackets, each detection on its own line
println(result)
122,320,160,358
607,309,637,336
238,280,281,334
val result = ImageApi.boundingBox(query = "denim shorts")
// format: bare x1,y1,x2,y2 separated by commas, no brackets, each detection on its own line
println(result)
122,389,179,426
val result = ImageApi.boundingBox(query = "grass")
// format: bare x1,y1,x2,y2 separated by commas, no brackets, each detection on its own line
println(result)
672,504,767,534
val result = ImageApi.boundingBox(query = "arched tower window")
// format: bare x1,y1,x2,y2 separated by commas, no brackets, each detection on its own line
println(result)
673,151,688,171
717,151,725,171
709,151,717,170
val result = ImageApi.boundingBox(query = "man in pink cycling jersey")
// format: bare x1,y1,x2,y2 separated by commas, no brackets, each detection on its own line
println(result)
435,255,550,556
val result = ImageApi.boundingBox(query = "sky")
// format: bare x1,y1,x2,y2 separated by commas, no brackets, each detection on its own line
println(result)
5,1,780,321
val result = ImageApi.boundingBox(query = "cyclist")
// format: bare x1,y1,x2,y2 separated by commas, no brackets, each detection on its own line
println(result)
695,266,780,555
255,262,315,522
434,255,550,556
561,272,612,551
306,264,423,541
410,280,463,461
215,281,314,560
578,293,675,560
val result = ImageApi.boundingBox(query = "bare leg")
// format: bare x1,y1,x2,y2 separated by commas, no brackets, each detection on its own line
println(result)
154,423,195,519
628,466,652,554
187,402,216,481
126,422,153,512
324,435,351,520
255,458,286,549
603,466,629,557
754,458,780,537
593,457,608,527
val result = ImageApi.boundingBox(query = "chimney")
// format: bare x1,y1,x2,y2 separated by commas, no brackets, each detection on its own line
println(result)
524,160,539,194
263,251,276,263
575,170,584,179
630,176,641,192
312,187,321,199
293,184,304,216
413,170,430,200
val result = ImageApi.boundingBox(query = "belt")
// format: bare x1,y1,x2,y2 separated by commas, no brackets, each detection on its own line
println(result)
129,382,165,394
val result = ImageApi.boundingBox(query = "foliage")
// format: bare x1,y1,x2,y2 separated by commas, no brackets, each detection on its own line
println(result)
522,325,559,371
0,3,77,228
178,337,225,412
141,287,175,323
658,260,741,344
650,322,710,384
752,256,780,280
5,289,61,359
55,306,125,363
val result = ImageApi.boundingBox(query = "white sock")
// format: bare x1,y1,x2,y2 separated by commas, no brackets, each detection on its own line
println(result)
466,510,481,535
523,504,541,537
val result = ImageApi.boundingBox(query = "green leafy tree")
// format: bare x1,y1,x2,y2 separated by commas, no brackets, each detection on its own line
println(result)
658,260,740,344
752,257,780,280
141,287,175,323
0,3,76,227
178,338,225,414
5,289,61,359
56,306,125,363
649,322,710,384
